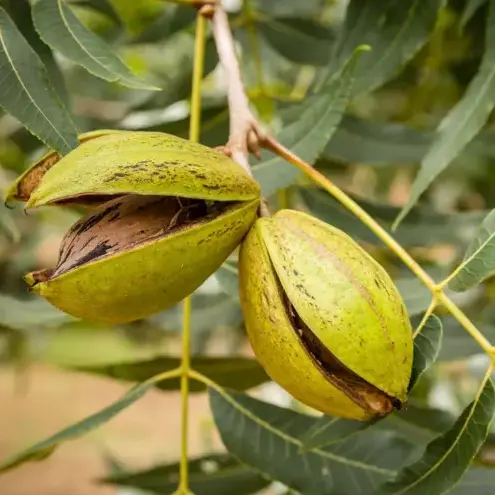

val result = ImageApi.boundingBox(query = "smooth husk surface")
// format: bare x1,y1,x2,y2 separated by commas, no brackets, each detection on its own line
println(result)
7,130,259,208
239,210,413,420
28,193,259,324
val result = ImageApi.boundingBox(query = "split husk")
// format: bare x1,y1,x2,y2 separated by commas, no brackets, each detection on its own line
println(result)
238,209,413,420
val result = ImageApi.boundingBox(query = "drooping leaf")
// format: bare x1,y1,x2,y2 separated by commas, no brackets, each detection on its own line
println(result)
209,388,415,494
329,0,442,95
0,380,154,472
32,0,158,90
449,209,495,292
101,453,271,495
375,376,495,494
394,0,495,227
252,45,368,196
0,7,78,154
299,186,485,248
258,17,335,66
73,356,269,393
409,315,443,391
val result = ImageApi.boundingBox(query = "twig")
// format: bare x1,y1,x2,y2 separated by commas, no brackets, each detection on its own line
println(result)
210,5,266,175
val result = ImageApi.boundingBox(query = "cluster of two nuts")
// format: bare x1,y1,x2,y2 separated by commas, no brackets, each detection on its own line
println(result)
7,130,413,421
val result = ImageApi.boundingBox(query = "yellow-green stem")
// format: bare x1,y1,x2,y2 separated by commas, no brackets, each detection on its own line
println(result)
413,298,437,339
176,13,206,495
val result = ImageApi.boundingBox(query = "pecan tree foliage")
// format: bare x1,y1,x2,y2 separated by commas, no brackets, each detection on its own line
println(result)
1,0,495,494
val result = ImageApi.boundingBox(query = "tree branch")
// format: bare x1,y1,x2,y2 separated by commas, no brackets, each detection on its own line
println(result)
210,5,266,175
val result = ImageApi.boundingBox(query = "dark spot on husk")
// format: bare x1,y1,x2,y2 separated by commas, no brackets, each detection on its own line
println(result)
69,240,117,271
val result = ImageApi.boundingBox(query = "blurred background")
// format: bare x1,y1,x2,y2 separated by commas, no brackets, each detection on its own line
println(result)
1,0,495,493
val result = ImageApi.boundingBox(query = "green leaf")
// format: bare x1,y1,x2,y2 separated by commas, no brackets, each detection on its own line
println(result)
394,0,495,227
0,380,154,472
299,186,486,248
0,294,75,332
209,388,414,494
329,0,442,95
252,46,368,196
409,315,443,391
461,0,487,27
375,376,495,494
32,0,158,90
69,0,121,24
449,209,495,292
0,7,78,154
7,0,69,105
324,114,495,166
258,17,335,66
73,356,270,393
382,404,455,444
299,416,373,451
101,453,271,495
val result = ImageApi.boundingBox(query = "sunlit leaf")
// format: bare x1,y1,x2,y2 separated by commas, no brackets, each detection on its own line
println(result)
73,356,269,393
449,209,495,292
376,376,495,494
0,380,154,472
32,0,158,90
409,315,443,391
329,0,442,95
101,453,271,495
0,7,78,154
395,0,495,227
258,17,335,66
252,46,368,196
209,388,415,494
